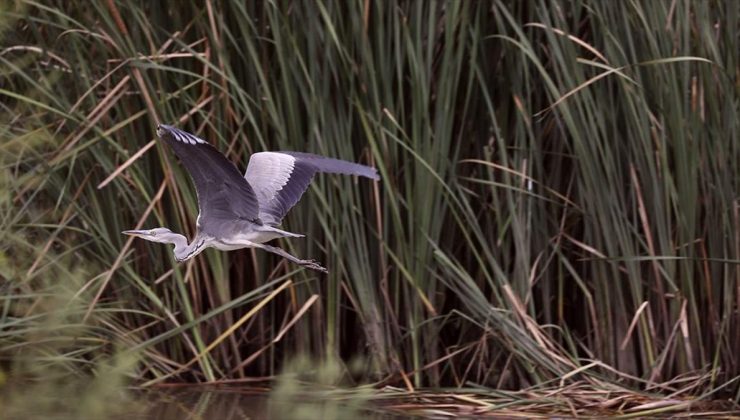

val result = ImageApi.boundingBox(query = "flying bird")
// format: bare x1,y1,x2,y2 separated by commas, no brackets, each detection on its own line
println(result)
123,124,379,273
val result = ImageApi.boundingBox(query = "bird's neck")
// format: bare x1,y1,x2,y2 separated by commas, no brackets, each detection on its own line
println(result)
171,235,187,257
173,233,207,261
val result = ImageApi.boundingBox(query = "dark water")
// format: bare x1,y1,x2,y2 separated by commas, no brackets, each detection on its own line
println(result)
2,380,410,420
122,387,409,420
128,388,271,420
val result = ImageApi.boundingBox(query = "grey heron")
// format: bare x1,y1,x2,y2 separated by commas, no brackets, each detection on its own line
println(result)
123,124,379,273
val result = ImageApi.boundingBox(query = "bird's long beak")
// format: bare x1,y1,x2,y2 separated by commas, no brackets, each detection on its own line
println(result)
122,230,147,237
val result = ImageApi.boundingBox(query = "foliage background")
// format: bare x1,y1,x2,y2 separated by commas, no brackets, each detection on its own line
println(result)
1,0,738,407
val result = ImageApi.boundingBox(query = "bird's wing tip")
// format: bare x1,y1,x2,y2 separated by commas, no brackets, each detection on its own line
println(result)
159,125,208,146
368,168,381,181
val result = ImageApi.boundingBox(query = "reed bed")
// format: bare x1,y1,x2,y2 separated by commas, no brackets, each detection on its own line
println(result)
1,0,738,416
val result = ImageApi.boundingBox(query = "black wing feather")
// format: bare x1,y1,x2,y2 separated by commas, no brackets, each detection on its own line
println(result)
264,159,316,225
158,125,260,236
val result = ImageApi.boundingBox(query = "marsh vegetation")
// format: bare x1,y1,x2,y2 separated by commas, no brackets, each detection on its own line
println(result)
1,1,738,417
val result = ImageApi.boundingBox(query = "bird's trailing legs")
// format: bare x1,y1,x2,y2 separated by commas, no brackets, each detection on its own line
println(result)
256,243,328,273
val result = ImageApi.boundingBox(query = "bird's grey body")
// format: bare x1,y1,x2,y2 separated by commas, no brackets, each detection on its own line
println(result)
123,124,379,273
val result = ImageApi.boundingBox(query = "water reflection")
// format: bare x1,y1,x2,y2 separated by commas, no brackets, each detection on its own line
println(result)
129,387,406,420
127,388,266,420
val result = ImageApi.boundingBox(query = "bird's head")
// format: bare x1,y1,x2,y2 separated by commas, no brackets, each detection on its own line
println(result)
122,227,179,244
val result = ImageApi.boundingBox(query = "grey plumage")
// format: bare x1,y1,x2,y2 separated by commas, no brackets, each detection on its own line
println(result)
123,124,379,273
245,151,380,226
159,125,261,239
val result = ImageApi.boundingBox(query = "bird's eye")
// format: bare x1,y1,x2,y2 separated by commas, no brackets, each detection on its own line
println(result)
151,231,157,236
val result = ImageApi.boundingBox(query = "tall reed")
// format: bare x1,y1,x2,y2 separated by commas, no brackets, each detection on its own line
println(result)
1,0,737,401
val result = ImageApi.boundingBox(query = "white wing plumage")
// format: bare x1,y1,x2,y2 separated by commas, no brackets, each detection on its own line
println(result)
245,152,297,205
244,151,379,225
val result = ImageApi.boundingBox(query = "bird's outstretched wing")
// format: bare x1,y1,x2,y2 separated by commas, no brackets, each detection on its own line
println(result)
157,125,260,236
244,151,379,226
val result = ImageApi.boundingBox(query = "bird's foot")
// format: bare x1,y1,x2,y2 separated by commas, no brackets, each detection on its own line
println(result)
300,259,328,273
